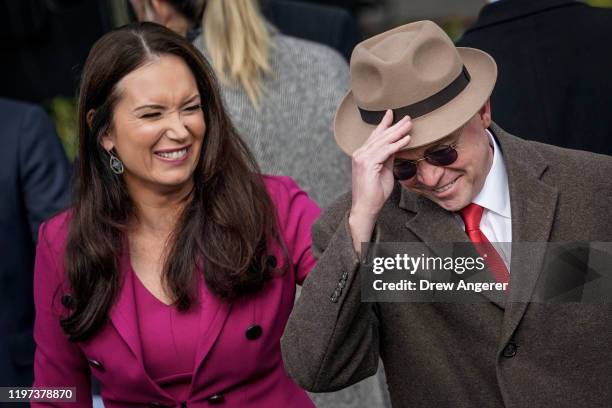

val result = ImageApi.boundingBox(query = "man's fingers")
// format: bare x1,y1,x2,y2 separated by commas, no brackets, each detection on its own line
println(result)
357,132,412,170
371,116,412,148
355,115,412,166
375,133,412,164
374,109,394,133
364,110,399,147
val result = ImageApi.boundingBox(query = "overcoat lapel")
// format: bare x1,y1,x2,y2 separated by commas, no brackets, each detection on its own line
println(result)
400,190,506,308
493,126,559,349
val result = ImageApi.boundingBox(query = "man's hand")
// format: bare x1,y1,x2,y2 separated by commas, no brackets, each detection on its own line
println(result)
349,110,412,253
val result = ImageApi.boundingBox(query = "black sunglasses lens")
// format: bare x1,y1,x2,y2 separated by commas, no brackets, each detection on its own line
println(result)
393,161,417,180
426,146,458,166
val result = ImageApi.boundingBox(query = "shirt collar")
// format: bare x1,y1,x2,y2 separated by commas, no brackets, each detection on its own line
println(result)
472,129,511,218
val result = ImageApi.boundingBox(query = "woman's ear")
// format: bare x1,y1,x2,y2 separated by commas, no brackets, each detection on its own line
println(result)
89,108,115,152
86,109,96,130
101,134,115,152
100,125,115,152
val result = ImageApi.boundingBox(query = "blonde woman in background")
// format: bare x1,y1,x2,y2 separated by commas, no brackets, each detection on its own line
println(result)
130,0,352,208
129,1,391,407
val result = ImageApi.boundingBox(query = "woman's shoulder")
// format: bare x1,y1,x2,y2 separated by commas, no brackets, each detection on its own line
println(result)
37,209,73,255
262,175,303,202
262,175,320,223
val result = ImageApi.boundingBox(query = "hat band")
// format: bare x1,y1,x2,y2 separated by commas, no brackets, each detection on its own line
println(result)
358,66,471,125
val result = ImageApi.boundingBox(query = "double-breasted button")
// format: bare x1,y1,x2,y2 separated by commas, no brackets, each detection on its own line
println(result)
502,342,518,358
207,394,225,404
245,324,262,340
88,359,105,372
267,255,277,268
61,294,74,309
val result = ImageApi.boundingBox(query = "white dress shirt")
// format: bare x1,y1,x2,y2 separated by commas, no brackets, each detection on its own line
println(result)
456,130,512,269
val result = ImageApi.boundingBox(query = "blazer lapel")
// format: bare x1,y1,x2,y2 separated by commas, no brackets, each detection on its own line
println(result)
401,190,506,308
110,249,144,362
111,248,233,392
192,279,232,379
109,247,177,400
493,126,559,349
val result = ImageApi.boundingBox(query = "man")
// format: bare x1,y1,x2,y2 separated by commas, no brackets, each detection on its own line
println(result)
0,98,71,388
457,0,612,156
281,21,612,408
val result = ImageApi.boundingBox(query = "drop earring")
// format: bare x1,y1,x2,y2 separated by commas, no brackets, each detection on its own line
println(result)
108,150,124,175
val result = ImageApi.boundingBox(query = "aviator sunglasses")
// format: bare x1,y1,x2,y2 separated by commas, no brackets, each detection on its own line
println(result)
393,142,459,180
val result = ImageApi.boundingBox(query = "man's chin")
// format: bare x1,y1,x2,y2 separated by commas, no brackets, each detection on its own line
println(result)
426,193,469,212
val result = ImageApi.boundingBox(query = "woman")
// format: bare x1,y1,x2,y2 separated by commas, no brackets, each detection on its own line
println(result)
33,22,319,407
130,0,352,208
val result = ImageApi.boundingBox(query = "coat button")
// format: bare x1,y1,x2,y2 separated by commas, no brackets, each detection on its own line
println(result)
207,394,224,404
245,324,262,340
61,294,74,309
267,255,277,268
88,359,105,371
502,342,518,358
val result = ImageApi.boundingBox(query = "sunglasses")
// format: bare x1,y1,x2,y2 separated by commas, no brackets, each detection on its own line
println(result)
393,142,459,180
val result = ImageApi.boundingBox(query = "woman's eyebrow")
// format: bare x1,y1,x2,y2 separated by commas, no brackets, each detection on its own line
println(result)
133,103,165,112
182,94,200,105
133,95,200,112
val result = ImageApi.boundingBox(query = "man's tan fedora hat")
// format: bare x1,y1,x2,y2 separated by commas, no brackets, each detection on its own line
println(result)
334,20,497,154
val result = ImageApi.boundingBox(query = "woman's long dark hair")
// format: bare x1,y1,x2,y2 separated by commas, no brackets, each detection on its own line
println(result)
62,22,285,342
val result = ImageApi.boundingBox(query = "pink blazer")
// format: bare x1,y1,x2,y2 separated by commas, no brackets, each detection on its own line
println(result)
32,176,320,407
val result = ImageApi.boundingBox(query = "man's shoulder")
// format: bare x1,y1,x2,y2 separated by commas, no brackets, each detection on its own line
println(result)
317,184,406,233
499,129,612,192
0,97,49,133
519,137,612,176
317,190,352,231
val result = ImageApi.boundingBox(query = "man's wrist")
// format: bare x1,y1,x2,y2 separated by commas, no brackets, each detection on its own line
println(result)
348,209,377,253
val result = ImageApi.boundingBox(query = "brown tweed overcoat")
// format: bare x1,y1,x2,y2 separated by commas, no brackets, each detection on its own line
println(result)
281,123,612,408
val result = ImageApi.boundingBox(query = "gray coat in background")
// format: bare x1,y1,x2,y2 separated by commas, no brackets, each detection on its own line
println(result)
282,124,612,408
194,28,352,208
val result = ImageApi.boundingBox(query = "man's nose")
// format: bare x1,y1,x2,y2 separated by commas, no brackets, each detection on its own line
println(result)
415,160,444,187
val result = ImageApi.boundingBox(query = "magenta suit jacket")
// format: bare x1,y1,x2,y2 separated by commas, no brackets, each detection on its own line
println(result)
32,176,320,407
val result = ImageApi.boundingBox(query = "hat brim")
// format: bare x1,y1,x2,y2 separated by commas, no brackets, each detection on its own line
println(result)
334,48,498,154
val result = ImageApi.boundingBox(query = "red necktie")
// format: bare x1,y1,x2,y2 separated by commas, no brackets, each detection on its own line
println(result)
459,203,510,288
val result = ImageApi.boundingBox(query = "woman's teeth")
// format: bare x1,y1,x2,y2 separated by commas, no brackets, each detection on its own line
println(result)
156,148,188,160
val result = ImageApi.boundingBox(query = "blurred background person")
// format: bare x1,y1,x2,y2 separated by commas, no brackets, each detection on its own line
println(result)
0,97,71,389
259,0,362,61
457,0,612,155
33,23,320,407
129,0,352,208
0,0,111,104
